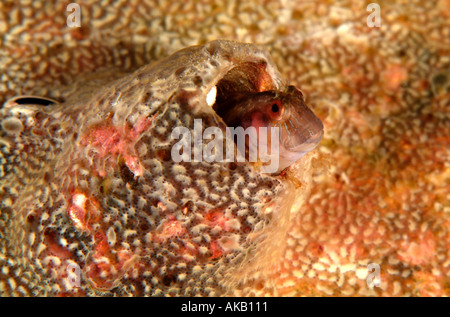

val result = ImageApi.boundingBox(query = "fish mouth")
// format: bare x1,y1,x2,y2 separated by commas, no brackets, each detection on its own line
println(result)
281,118,324,152
284,128,323,153
275,128,323,172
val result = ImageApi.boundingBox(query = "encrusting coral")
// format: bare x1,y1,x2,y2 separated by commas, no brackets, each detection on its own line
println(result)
0,0,449,296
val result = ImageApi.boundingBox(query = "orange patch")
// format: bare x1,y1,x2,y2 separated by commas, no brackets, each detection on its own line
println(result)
398,231,436,266
382,64,408,91
210,241,223,259
44,230,73,261
86,232,141,291
68,192,101,232
159,219,186,240
68,193,88,230
80,116,154,178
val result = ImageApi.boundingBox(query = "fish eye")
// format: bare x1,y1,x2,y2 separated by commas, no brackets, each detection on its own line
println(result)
272,103,279,113
268,100,283,118
268,100,284,120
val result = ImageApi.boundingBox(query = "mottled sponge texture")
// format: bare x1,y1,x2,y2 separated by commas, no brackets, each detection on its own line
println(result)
1,0,449,296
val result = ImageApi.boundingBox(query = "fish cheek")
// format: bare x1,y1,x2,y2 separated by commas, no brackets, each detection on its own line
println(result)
250,112,267,130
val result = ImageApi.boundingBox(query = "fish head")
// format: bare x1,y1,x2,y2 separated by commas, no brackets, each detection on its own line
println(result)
272,85,324,172
216,85,323,173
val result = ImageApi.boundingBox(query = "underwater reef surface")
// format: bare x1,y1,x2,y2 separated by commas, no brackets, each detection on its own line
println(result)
0,0,449,296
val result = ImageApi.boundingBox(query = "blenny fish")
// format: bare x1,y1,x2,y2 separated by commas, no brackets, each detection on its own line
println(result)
0,40,323,296
215,86,323,172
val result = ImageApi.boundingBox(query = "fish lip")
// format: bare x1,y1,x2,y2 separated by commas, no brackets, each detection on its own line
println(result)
308,128,324,144
283,128,324,153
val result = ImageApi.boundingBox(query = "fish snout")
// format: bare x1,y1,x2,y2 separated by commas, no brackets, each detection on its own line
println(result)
281,103,324,152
